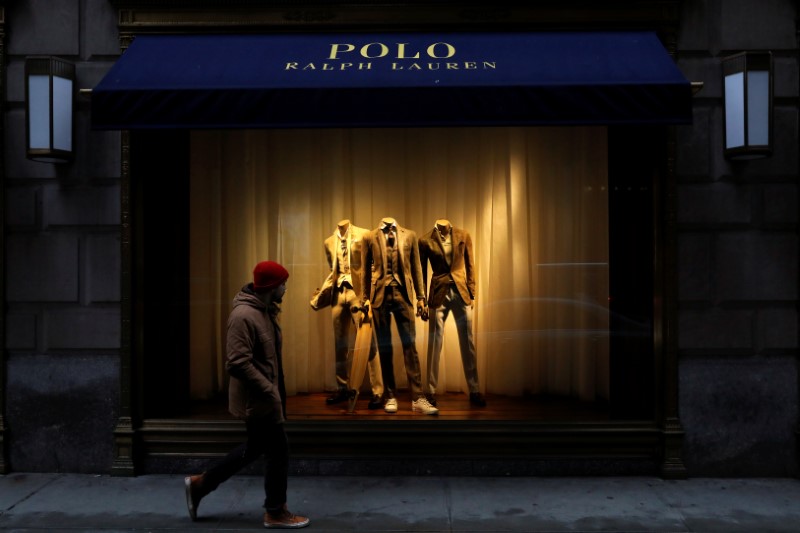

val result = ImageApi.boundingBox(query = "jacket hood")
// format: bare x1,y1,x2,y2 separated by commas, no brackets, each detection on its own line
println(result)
232,283,266,310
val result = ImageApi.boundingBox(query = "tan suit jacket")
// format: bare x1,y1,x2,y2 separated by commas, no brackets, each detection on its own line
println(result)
311,224,369,310
419,226,476,308
324,224,369,298
362,224,425,308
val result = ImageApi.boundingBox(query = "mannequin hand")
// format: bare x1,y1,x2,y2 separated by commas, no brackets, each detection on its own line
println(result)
416,300,428,320
352,301,370,322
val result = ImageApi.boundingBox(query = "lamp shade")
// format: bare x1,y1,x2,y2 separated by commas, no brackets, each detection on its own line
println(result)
722,51,773,160
25,56,75,163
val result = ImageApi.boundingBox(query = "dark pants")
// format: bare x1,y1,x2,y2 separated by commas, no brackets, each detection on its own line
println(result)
373,283,423,399
202,418,289,510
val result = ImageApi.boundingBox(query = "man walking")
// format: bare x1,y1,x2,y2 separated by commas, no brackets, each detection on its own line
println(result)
184,261,309,529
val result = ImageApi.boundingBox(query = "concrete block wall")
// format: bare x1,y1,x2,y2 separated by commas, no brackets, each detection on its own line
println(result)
3,0,121,473
676,0,799,476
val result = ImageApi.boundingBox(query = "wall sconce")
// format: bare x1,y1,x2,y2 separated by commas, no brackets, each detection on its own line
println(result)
25,56,75,163
722,51,773,160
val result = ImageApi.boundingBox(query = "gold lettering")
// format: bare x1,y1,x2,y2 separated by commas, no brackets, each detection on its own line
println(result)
322,63,336,70
385,61,495,71
397,43,421,59
358,63,372,70
328,41,457,61
285,62,299,70
428,42,456,59
302,63,316,70
361,43,389,59
328,44,355,60
340,63,353,70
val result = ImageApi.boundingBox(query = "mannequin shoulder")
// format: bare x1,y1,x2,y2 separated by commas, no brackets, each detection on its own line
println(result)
361,229,379,246
399,226,417,238
418,232,434,248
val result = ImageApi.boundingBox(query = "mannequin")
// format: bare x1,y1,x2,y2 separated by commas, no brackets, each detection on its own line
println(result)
310,218,383,409
419,219,485,407
360,217,437,414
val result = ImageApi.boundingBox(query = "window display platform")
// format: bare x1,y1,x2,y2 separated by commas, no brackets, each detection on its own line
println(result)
184,392,610,422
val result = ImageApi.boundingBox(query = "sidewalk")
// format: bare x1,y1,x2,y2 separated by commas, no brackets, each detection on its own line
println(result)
1,473,799,532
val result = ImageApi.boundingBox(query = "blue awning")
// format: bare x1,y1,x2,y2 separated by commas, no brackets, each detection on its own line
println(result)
91,32,692,129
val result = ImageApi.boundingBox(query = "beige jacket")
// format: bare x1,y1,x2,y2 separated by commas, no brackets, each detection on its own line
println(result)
419,226,476,308
324,224,369,298
361,223,425,308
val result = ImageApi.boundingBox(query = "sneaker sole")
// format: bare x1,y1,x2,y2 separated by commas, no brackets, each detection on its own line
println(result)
412,406,439,415
264,518,310,529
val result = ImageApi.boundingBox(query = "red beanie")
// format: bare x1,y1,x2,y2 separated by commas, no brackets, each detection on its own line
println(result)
253,261,289,291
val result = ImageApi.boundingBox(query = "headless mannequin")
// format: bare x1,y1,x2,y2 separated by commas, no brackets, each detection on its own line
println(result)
324,217,383,408
435,219,451,237
422,218,485,407
368,216,432,412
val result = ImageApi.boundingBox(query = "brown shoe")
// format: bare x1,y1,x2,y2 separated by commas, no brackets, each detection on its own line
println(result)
184,474,205,521
264,504,310,529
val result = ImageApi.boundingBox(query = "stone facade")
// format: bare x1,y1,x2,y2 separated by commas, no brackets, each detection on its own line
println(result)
1,0,798,475
4,0,121,473
676,0,798,476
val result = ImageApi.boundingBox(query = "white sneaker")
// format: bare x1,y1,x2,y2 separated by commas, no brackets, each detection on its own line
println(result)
412,397,439,415
384,397,398,413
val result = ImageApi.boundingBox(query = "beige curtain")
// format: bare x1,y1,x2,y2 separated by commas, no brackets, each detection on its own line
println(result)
189,127,609,402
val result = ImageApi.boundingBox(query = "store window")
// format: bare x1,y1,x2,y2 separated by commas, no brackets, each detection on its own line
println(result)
132,124,657,424
149,123,652,423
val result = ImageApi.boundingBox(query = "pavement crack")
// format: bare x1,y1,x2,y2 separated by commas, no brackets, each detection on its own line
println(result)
1,473,65,517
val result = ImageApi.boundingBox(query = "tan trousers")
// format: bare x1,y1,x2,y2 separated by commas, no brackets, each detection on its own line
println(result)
332,285,383,397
